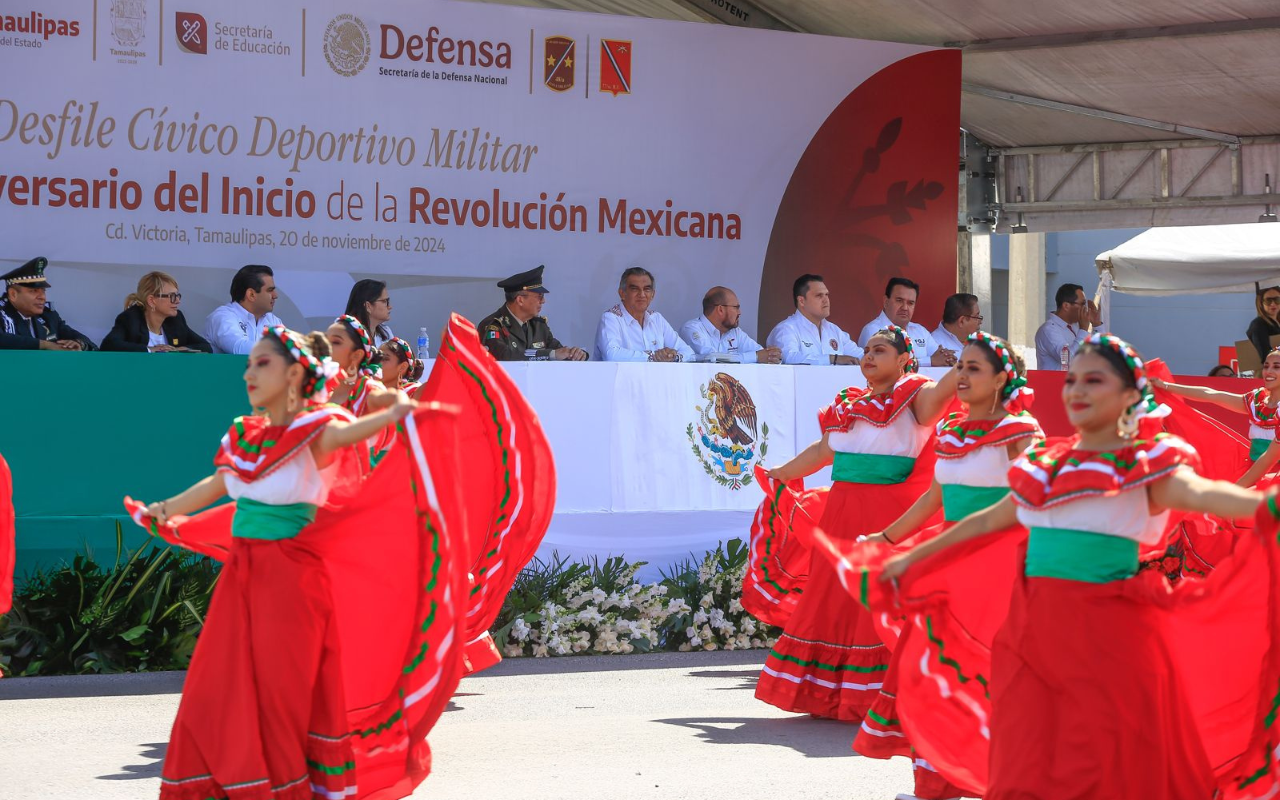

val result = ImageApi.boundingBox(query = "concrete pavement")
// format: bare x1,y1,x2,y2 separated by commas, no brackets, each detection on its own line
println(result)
0,651,913,800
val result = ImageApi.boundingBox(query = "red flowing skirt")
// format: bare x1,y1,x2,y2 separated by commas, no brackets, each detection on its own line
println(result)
129,405,469,800
816,505,1280,799
0,452,12,619
755,478,929,721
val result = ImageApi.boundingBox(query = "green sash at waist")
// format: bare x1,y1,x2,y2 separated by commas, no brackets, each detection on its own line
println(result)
940,484,1010,522
1025,527,1138,584
1251,438,1272,463
231,498,318,541
831,452,915,485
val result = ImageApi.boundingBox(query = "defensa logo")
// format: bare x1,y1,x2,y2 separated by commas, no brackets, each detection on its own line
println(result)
323,13,370,77
0,12,81,39
380,24,512,69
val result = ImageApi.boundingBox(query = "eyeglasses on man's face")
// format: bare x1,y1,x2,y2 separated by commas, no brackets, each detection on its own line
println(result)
963,313,984,322
718,304,741,310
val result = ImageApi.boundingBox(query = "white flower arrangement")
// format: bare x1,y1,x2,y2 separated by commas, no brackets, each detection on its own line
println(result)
491,539,780,658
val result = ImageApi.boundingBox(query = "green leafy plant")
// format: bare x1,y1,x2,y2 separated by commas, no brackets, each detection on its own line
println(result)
0,524,219,676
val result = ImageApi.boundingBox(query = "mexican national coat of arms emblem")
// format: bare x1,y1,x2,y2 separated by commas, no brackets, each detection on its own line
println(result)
687,372,769,490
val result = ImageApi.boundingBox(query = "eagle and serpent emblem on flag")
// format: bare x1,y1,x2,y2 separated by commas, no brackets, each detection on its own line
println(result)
687,372,769,490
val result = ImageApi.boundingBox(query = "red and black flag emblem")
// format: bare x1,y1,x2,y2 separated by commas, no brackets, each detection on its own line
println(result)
600,39,632,96
544,36,575,92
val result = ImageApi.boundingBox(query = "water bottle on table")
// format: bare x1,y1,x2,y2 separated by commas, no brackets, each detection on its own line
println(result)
417,327,430,360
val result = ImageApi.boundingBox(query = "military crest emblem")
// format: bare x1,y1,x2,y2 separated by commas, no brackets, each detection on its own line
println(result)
829,338,838,350
687,372,769,489
600,39,631,96
544,36,575,92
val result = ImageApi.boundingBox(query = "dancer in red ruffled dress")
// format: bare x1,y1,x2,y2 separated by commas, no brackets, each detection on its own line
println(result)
327,315,396,460
127,324,472,800
752,325,956,720
1153,347,1280,485
378,337,425,392
847,332,1040,800
851,333,1280,800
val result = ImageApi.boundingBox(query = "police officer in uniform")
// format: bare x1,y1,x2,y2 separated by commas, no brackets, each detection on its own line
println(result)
0,257,97,351
478,266,588,361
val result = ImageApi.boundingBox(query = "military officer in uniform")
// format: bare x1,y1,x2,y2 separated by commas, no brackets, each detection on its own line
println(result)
479,266,588,361
0,257,97,351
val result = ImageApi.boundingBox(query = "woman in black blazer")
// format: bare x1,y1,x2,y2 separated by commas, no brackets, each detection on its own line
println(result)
100,271,213,353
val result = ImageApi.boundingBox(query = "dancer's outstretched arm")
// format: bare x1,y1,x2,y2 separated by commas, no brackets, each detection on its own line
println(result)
1150,378,1247,413
869,481,943,545
1238,441,1280,488
145,474,228,525
911,367,960,426
767,434,834,482
881,495,1017,580
316,393,416,455
1150,469,1262,519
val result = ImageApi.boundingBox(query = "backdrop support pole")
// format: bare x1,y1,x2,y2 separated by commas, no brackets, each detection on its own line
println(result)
1008,232,1046,355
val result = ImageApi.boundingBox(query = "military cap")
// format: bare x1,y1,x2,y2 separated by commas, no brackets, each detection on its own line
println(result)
497,265,549,294
2,257,51,289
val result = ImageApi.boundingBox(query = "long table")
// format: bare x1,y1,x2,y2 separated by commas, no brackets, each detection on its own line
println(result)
0,353,1251,580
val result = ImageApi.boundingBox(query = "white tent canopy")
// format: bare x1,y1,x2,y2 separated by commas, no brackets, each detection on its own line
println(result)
1096,223,1280,297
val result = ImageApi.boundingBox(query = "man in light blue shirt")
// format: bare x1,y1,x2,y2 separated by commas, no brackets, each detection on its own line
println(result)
204,264,284,354
594,266,694,362
680,286,782,363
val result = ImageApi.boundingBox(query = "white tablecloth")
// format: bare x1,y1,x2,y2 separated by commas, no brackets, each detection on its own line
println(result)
485,361,950,577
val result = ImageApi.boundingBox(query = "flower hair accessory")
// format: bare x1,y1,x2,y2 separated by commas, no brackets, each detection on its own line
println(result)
1083,332,1170,433
874,324,917,373
967,331,1034,412
336,314,378,376
261,325,330,398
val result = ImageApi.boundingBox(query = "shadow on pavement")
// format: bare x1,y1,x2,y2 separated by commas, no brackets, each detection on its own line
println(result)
98,742,166,781
654,716,857,758
686,669,759,690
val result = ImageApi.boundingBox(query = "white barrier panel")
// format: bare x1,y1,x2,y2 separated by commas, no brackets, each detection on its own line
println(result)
0,0,958,352
494,361,950,575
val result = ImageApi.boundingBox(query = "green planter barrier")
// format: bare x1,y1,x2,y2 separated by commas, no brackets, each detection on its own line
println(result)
0,352,250,580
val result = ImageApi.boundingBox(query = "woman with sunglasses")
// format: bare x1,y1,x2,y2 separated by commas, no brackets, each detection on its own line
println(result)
1248,285,1280,364
753,325,957,721
1151,348,1280,485
857,334,1280,800
101,271,212,352
344,279,395,347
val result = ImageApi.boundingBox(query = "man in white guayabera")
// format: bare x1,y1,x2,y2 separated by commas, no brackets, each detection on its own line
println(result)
766,273,863,365
594,266,695,362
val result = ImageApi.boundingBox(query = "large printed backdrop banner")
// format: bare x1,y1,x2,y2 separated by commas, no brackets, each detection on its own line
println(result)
0,0,959,349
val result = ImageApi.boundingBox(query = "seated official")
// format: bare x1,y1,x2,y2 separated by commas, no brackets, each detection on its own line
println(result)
0,257,96,351
680,286,781,363
595,267,694,362
204,264,283,355
766,273,862,365
857,276,951,366
480,265,588,361
344,279,396,348
931,292,982,355
100,271,212,353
